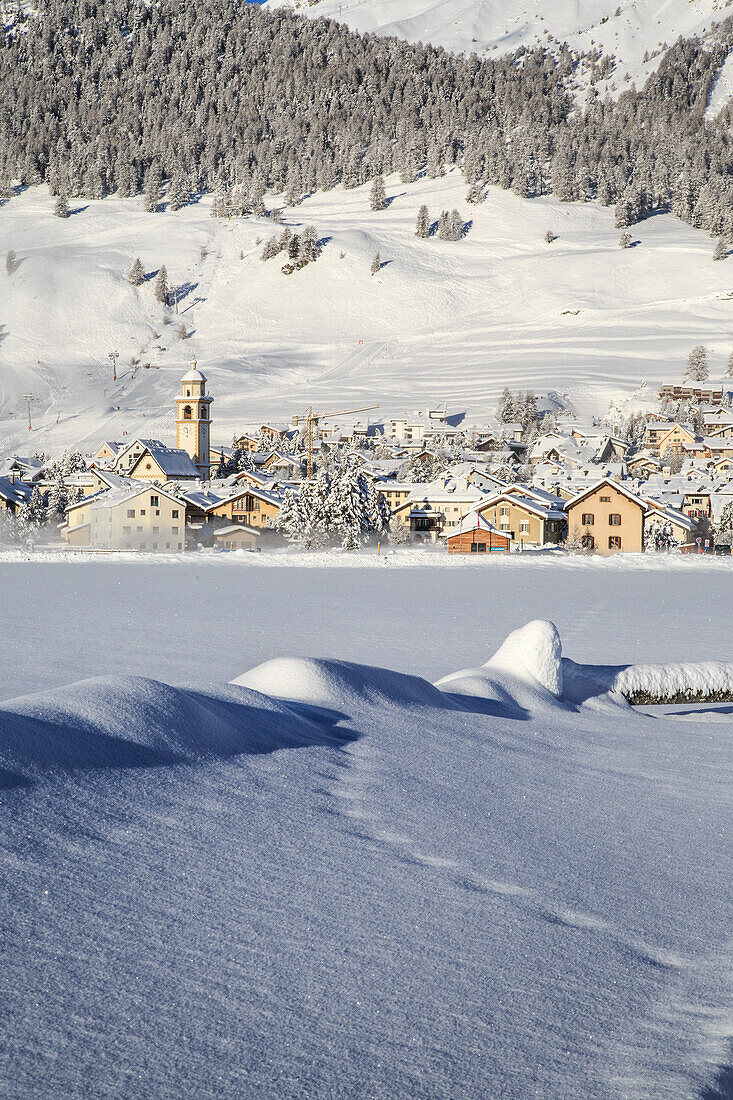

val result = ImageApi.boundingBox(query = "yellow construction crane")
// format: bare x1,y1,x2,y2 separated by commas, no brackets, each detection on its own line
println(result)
292,404,379,478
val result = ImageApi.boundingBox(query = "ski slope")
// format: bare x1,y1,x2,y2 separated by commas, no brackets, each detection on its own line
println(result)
267,0,733,99
0,559,730,1098
2,174,733,457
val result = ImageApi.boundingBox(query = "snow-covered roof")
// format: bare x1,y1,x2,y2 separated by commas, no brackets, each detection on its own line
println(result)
479,491,566,520
130,441,201,478
567,477,649,512
445,511,506,538
180,363,207,383
86,482,185,513
0,476,33,505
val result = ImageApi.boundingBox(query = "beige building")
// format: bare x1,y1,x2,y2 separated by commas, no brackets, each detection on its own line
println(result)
566,479,647,554
61,484,186,551
476,491,565,547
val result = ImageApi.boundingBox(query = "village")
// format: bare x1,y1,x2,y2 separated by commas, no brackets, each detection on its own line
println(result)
1,360,733,557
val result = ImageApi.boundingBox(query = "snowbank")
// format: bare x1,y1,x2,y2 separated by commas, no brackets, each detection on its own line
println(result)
0,675,347,786
435,620,566,713
564,658,733,705
233,657,453,711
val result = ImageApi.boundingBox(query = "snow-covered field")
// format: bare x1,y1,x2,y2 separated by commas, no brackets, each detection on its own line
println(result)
3,177,733,459
0,557,730,1098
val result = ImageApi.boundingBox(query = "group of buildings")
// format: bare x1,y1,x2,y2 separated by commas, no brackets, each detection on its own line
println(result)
1,364,732,556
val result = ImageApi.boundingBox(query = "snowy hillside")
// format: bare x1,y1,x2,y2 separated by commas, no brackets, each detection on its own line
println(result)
267,0,733,98
3,175,733,458
0,559,731,1099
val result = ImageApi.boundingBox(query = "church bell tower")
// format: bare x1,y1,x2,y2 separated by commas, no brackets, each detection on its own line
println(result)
175,360,213,478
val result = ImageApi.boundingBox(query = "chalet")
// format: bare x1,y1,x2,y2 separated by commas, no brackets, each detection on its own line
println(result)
3,456,46,482
212,524,260,552
89,441,123,468
0,475,33,514
126,441,201,483
653,423,699,456
389,478,487,541
682,489,712,519
627,452,660,478
566,479,648,554
61,484,186,551
205,486,281,530
658,381,727,403
476,491,565,547
644,500,696,548
444,512,511,554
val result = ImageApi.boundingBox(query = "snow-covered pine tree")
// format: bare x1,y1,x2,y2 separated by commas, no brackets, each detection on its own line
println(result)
54,193,69,218
715,501,733,546
619,232,632,248
713,237,728,261
261,237,280,261
272,488,304,541
725,351,733,379
168,173,189,211
143,165,162,213
298,225,319,263
128,257,145,286
6,249,18,275
437,210,450,239
370,252,381,275
415,205,430,238
154,265,170,305
496,387,515,423
685,345,709,382
45,473,68,523
16,485,47,536
544,230,555,243
370,175,387,211
288,234,300,260
449,210,463,240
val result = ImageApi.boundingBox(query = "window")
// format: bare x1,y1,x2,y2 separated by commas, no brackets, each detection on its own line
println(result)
172,526,179,534
470,542,487,552
145,463,152,471
166,542,170,549
155,509,160,517
608,536,622,550
599,495,611,502
151,496,159,506
477,542,486,552
172,510,179,519
582,534,595,550
153,526,160,534
127,509,135,518
183,405,192,420
137,526,143,533
123,525,131,535
153,542,158,550
608,514,621,526
500,506,509,516
140,509,146,515
520,522,529,533
581,513,594,525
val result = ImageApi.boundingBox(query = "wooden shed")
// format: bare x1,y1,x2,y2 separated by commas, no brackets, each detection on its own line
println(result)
444,512,511,554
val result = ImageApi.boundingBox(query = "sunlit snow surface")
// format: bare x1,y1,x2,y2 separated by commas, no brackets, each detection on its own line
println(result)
4,176,733,459
0,557,731,1098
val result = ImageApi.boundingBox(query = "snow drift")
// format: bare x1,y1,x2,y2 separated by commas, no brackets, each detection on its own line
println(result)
233,656,454,711
0,675,350,786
